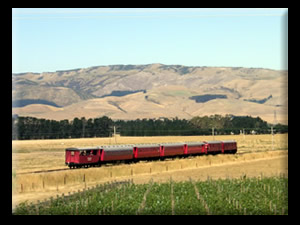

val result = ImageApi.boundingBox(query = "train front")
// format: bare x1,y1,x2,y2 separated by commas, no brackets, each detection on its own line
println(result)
65,148,81,168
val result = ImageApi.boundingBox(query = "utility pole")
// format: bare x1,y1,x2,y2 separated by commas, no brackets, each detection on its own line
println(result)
114,125,116,144
212,127,214,140
271,126,274,150
271,109,277,151
82,117,86,138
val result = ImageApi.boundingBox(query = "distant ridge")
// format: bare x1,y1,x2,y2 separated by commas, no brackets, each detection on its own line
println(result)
12,99,62,108
12,64,288,124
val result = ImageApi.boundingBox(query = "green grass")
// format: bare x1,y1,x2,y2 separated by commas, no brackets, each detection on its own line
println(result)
14,176,288,215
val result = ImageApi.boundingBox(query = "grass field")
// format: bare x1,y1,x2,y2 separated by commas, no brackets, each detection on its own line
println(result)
14,176,288,215
12,134,288,173
12,134,288,209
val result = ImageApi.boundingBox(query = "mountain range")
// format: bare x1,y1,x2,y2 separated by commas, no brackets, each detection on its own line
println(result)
12,63,288,124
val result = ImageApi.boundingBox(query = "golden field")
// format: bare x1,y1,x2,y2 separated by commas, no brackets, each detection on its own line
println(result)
12,134,288,207
12,134,287,173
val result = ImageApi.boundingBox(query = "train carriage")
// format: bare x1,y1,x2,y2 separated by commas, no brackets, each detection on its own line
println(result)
65,147,100,168
65,139,237,169
205,141,223,154
133,144,161,159
222,140,237,153
160,143,185,157
185,142,207,155
101,145,134,162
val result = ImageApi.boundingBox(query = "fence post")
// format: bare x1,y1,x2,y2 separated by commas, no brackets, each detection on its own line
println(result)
35,204,39,215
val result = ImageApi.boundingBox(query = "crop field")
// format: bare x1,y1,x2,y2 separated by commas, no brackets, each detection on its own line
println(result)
14,176,288,215
12,134,288,210
12,134,288,173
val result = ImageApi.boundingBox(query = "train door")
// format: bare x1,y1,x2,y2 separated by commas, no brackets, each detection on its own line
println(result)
133,147,138,159
160,145,165,157
203,143,209,154
221,142,225,153
184,144,188,155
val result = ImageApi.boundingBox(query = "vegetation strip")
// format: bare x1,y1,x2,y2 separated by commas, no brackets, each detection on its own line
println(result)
136,179,154,215
190,177,210,215
13,176,288,215
12,115,287,140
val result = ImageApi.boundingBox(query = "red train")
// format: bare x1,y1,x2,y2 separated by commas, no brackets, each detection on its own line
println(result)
65,140,237,169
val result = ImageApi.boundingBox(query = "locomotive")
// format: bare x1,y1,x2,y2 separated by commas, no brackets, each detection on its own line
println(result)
65,140,237,169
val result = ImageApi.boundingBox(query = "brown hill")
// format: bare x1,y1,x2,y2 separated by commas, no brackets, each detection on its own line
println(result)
12,64,288,124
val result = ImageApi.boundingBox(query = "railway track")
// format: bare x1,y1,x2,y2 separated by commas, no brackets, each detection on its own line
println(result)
15,149,285,176
16,168,70,175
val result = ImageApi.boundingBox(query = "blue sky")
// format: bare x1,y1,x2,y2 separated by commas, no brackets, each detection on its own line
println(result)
12,8,288,73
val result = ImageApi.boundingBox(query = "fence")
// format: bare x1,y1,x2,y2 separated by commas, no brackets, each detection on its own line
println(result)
13,179,133,214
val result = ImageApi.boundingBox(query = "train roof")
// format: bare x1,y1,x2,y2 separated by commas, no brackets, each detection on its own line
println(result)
161,142,185,147
100,145,134,152
134,144,160,148
185,142,205,146
205,140,222,144
66,147,100,151
222,140,236,143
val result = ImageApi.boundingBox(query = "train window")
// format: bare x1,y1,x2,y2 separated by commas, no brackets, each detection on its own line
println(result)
71,151,75,156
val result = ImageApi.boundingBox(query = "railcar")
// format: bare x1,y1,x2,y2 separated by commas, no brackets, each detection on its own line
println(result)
65,147,100,168
222,140,237,153
185,142,207,155
205,141,223,154
65,140,237,169
133,144,161,159
160,143,185,157
101,145,134,162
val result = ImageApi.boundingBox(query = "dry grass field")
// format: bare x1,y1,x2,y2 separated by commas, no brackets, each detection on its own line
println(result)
12,134,288,207
12,134,287,173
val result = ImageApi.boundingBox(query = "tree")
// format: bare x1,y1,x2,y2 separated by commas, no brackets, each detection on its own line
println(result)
59,119,70,139
71,117,82,138
93,116,113,137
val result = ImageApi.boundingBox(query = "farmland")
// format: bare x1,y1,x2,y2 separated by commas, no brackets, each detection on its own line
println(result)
12,134,288,173
12,134,288,214
14,176,288,215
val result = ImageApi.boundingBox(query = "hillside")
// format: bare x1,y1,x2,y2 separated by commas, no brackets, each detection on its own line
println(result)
12,64,288,124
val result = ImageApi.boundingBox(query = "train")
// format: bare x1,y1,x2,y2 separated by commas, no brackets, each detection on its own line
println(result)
65,140,237,169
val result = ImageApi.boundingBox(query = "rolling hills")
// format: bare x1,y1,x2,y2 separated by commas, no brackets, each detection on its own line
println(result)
12,64,288,124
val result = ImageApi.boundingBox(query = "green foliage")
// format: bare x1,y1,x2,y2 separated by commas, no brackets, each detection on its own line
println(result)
13,116,113,140
14,177,288,215
12,114,288,140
